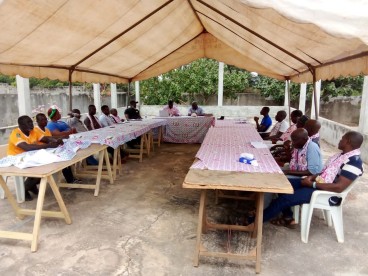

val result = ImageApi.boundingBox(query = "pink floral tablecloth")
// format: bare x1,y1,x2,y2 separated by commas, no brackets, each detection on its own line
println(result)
69,119,167,149
161,116,215,143
214,119,251,128
201,127,263,146
191,124,283,174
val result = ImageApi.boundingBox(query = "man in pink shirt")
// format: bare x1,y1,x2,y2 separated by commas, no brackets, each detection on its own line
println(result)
162,100,180,116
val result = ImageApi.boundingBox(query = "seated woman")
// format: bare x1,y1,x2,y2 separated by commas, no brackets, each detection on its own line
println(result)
46,106,76,137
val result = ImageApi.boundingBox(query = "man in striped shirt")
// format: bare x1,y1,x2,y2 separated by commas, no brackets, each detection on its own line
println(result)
246,131,363,228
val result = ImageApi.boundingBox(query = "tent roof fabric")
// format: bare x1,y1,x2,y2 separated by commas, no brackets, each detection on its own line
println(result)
0,0,367,84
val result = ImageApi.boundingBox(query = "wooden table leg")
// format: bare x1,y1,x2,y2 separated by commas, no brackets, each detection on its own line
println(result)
255,192,264,274
202,190,208,234
0,175,23,219
113,147,118,180
158,126,162,147
144,133,150,156
47,175,72,225
104,149,113,185
147,131,152,155
118,146,123,176
194,190,206,267
150,130,154,152
94,149,105,196
31,177,48,252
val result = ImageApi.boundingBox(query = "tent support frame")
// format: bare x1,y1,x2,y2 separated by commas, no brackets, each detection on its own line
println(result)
68,68,74,111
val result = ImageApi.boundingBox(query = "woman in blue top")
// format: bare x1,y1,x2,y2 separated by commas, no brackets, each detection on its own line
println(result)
46,107,76,137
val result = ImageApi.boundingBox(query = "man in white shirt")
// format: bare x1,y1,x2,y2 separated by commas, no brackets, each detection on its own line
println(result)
99,105,115,127
162,100,180,116
262,110,289,140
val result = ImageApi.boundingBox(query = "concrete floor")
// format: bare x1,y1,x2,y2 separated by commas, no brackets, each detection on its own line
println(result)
1,141,368,275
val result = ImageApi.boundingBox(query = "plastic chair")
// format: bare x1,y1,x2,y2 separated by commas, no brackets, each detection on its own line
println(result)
300,179,359,243
0,176,25,203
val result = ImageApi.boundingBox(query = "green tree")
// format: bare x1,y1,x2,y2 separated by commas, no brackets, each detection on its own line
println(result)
0,74,15,85
140,58,250,105
320,75,363,101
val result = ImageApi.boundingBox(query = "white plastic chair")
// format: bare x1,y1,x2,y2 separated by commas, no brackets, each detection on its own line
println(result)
300,179,359,243
0,176,25,203
258,124,273,135
0,144,25,202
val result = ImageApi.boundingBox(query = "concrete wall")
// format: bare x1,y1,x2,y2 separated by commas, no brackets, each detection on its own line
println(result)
0,88,128,144
319,96,361,126
319,117,368,162
0,88,128,128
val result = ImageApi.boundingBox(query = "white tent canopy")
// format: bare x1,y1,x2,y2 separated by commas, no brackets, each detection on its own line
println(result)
0,0,367,84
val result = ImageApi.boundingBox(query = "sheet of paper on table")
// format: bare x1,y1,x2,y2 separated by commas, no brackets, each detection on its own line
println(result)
251,141,268,149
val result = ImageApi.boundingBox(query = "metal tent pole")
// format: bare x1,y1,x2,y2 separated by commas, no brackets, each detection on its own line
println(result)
68,69,74,111
127,81,130,107
312,72,319,120
287,79,291,124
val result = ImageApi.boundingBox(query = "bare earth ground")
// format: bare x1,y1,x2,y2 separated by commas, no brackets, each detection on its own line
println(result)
0,140,367,276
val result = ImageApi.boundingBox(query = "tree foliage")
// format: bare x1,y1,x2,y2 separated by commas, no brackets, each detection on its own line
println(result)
320,75,364,101
252,75,302,104
0,74,15,85
140,58,251,105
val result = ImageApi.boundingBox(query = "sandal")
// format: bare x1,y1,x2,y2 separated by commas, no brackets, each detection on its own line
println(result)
270,217,297,229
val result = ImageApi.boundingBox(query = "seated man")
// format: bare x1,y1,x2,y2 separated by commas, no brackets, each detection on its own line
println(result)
282,128,322,177
99,105,115,127
110,108,124,123
35,113,82,184
66,109,98,165
46,106,76,137
276,110,302,143
296,115,309,128
262,110,289,140
254,106,272,133
272,115,310,164
188,101,204,116
125,100,142,120
304,119,321,146
83,104,129,161
67,109,88,133
7,115,63,201
84,104,102,130
162,99,180,116
247,131,363,228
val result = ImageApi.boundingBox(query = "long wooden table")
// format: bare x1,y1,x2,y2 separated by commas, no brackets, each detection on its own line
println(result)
0,144,111,251
183,169,292,273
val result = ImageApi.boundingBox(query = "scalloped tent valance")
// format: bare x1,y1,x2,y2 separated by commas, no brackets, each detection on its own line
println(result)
0,0,367,84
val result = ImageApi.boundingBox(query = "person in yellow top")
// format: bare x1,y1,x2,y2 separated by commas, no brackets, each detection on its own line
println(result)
8,115,61,156
7,115,62,200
